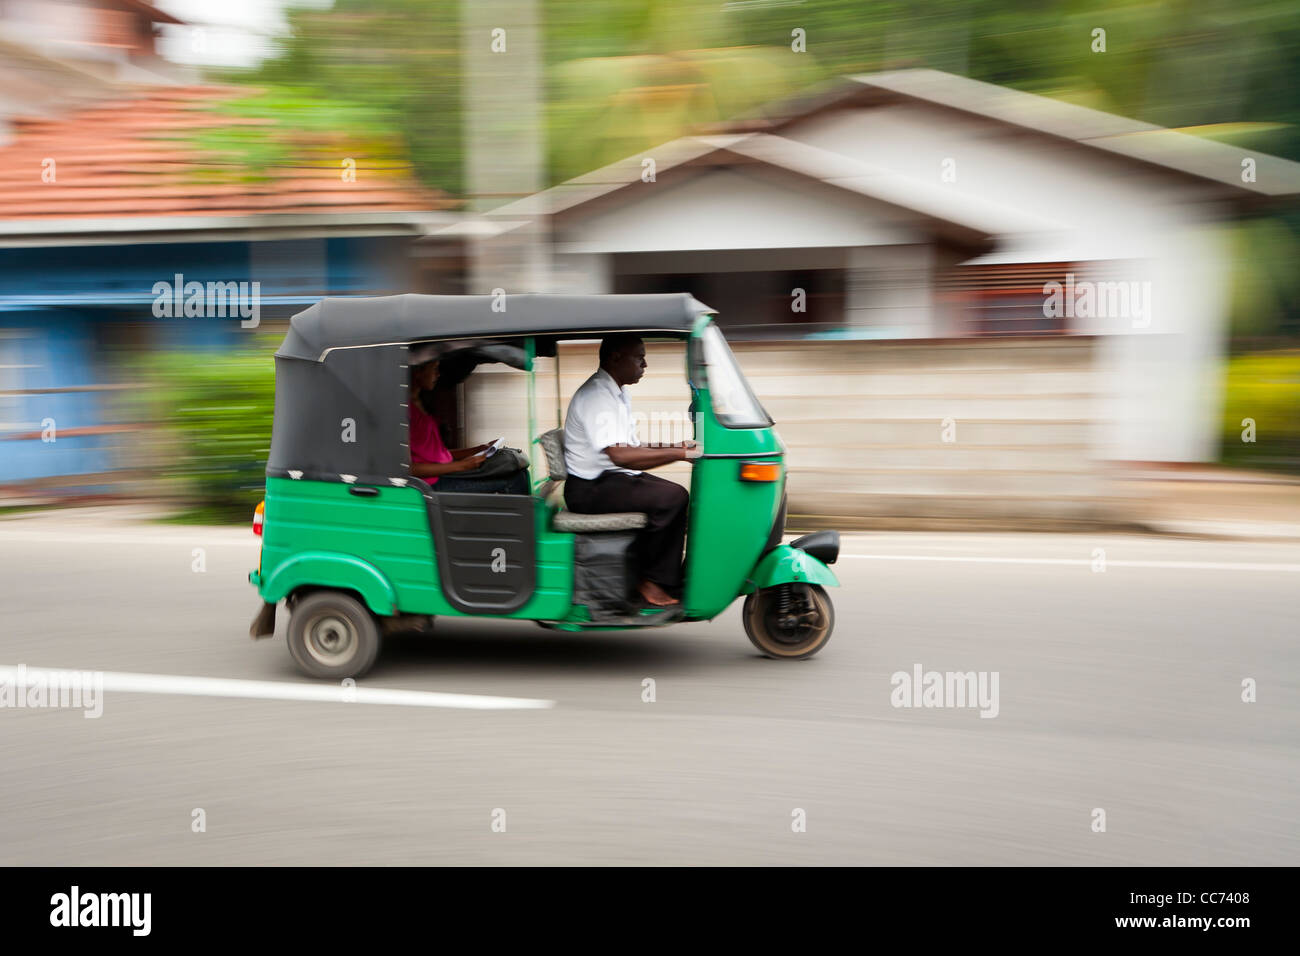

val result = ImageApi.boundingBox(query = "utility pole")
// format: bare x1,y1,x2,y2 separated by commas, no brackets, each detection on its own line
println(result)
462,0,550,294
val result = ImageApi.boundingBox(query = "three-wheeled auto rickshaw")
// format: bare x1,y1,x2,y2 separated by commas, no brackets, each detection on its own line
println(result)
248,293,840,678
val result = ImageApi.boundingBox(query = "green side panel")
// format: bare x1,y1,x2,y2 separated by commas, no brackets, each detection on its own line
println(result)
522,498,577,619
741,544,840,594
257,477,574,619
682,387,785,619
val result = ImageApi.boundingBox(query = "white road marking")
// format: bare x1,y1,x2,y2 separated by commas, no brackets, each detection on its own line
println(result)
0,665,555,711
0,530,253,546
841,554,1300,572
4,528,1296,573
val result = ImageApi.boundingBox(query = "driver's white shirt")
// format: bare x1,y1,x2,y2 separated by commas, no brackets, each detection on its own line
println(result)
564,368,641,479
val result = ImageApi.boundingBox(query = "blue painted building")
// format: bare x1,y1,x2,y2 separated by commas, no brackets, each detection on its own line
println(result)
0,228,458,490
0,5,462,494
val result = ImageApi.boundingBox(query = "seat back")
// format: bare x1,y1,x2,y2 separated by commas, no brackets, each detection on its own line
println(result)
536,427,567,502
535,426,648,533
538,428,567,480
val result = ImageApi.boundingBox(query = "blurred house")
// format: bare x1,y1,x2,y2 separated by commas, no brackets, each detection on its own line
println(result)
0,1,457,492
0,0,189,97
468,70,1300,523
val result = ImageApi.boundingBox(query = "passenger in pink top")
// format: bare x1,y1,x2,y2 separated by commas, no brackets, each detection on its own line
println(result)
408,358,491,485
408,390,454,474
408,358,529,495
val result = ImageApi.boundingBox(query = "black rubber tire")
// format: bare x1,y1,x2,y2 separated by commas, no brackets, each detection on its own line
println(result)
286,590,382,679
742,584,834,660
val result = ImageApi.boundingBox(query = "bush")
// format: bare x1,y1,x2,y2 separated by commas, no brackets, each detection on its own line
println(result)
1220,351,1300,474
140,343,278,522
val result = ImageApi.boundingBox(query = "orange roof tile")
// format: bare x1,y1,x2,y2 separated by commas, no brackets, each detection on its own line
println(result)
0,86,456,222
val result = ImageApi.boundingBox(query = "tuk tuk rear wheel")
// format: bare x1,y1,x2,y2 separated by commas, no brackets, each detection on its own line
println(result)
743,584,834,660
287,590,382,679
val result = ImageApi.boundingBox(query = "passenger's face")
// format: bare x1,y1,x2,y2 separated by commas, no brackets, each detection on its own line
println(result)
611,342,647,386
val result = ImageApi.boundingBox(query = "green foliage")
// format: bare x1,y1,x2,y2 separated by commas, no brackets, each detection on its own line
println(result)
1220,351,1300,473
186,88,409,185
208,0,1300,185
193,0,1300,338
140,343,278,522
1227,218,1300,341
207,0,463,194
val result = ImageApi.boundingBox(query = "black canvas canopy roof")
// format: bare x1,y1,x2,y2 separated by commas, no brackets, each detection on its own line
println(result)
267,292,714,483
278,293,714,362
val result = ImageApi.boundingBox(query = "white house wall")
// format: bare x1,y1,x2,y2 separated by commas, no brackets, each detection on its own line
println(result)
785,102,1234,462
534,98,1238,464
553,166,927,254
1091,224,1231,461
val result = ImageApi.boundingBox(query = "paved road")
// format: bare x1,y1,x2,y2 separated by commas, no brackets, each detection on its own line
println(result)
1,514,1296,865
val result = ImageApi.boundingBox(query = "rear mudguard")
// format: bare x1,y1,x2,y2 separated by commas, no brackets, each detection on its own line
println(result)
742,544,839,594
254,551,398,616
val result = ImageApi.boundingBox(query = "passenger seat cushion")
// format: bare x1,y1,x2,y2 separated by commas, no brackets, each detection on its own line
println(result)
552,511,648,532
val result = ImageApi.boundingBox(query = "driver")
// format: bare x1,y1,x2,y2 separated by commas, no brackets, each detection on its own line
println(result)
563,334,700,607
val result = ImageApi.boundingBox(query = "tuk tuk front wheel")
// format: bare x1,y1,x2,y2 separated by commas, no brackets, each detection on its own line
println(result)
286,590,382,679
743,584,834,660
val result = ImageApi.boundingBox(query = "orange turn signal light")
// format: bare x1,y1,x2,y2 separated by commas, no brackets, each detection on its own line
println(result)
739,462,781,482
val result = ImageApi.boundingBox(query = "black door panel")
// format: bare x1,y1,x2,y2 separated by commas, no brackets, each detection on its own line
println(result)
426,492,536,614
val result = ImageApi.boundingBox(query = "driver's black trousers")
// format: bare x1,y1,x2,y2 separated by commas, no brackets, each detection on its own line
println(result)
564,471,688,591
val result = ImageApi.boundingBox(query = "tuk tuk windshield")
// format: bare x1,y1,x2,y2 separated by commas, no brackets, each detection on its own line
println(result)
699,324,772,428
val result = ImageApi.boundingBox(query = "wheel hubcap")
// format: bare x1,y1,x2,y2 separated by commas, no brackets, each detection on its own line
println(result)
305,613,357,665
767,598,823,645
759,590,821,650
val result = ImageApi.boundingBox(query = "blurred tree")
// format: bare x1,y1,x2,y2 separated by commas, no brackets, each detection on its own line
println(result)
218,0,1300,184
190,87,409,186
544,0,824,181
209,0,463,193
1227,219,1300,343
202,0,1300,338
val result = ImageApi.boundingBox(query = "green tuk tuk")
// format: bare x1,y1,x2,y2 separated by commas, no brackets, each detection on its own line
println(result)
248,293,839,678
